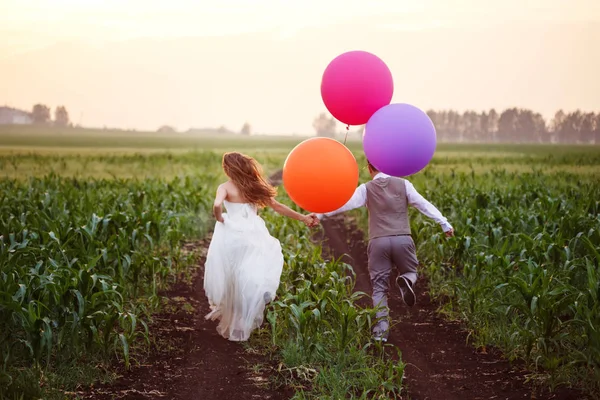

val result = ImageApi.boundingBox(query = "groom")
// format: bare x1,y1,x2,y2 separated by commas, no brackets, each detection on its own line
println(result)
315,160,454,341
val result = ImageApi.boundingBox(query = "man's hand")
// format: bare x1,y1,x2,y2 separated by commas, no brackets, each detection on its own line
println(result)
445,228,454,238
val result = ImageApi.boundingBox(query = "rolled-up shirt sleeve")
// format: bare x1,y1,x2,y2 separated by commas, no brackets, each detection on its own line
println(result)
316,184,367,220
404,180,453,232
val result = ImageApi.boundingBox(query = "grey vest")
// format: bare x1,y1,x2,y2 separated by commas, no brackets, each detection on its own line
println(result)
365,177,411,240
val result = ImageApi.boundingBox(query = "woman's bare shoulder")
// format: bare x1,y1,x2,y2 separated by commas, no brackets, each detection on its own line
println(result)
221,181,246,202
215,182,227,192
219,181,237,189
220,181,237,190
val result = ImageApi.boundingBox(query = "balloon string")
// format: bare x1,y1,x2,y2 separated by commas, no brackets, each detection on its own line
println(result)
343,124,349,145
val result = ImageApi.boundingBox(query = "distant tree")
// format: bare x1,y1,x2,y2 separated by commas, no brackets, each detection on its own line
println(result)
551,110,566,143
497,108,519,142
516,110,535,142
462,110,480,142
448,110,462,141
479,111,490,142
495,108,546,143
594,112,600,144
562,111,583,143
54,106,70,127
551,110,597,144
488,109,499,141
217,126,228,134
157,125,176,133
427,110,444,141
241,122,251,135
32,104,51,125
580,112,596,143
533,113,550,143
531,112,548,143
517,109,546,143
313,113,337,137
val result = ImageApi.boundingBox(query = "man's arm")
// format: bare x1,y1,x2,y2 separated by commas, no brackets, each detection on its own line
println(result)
316,184,367,220
405,180,453,233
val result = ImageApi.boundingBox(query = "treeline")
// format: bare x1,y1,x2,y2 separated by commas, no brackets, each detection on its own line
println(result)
426,109,600,144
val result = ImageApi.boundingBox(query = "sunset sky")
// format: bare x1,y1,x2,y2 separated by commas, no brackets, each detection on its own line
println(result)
1,0,599,134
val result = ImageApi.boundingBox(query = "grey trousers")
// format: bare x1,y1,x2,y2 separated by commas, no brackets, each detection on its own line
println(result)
367,235,419,333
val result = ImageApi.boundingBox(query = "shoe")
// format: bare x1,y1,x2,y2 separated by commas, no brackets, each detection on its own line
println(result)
263,292,272,304
373,330,388,342
396,276,416,307
372,322,389,342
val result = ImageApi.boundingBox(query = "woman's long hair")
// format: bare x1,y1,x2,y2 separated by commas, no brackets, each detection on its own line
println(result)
222,152,277,207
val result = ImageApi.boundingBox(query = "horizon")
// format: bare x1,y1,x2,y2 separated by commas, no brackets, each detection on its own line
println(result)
1,104,597,137
1,0,599,134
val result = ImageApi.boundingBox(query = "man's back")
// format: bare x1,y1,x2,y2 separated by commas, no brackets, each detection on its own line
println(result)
365,177,411,240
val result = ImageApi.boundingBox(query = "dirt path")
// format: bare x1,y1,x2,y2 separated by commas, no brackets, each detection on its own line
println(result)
76,169,586,400
318,215,586,400
75,170,291,400
79,239,291,400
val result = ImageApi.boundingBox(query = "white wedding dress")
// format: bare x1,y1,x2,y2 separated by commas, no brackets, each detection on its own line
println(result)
203,200,284,341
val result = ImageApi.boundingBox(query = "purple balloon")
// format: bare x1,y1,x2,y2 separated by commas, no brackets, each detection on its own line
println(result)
363,103,436,177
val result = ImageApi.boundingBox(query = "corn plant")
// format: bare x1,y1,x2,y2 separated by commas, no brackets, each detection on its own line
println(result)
262,196,405,399
0,172,213,397
395,166,600,394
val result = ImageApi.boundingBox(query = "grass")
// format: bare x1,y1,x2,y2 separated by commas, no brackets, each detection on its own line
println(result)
0,126,315,151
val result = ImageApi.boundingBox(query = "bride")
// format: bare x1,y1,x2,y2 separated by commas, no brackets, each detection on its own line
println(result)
204,152,318,341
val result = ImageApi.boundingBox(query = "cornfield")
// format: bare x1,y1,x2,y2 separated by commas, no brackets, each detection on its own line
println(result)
352,151,600,393
0,173,214,397
1,143,599,398
263,196,405,399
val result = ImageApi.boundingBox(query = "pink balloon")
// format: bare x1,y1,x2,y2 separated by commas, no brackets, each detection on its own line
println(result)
321,51,394,126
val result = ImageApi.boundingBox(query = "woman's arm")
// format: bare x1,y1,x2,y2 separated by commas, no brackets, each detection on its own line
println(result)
269,199,316,227
213,185,227,223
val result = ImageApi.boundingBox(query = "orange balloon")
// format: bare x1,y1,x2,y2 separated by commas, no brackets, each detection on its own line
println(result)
283,137,359,213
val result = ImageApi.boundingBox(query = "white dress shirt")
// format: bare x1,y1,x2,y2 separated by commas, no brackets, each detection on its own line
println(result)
316,173,453,233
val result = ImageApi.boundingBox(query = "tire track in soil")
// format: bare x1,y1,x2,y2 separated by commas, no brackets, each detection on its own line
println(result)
78,238,292,400
317,215,587,400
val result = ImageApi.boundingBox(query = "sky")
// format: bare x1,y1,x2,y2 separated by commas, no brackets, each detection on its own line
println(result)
1,0,599,134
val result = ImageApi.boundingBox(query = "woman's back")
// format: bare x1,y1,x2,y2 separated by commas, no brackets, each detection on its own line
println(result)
204,192,284,341
204,151,315,342
220,181,248,204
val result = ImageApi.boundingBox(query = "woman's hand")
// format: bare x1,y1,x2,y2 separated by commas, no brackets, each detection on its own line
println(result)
270,199,316,226
213,205,224,223
213,185,227,223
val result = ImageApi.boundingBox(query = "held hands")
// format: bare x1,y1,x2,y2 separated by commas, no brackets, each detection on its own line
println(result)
302,213,320,228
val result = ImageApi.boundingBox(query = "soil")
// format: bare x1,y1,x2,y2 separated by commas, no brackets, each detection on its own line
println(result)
76,170,590,400
77,239,292,400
